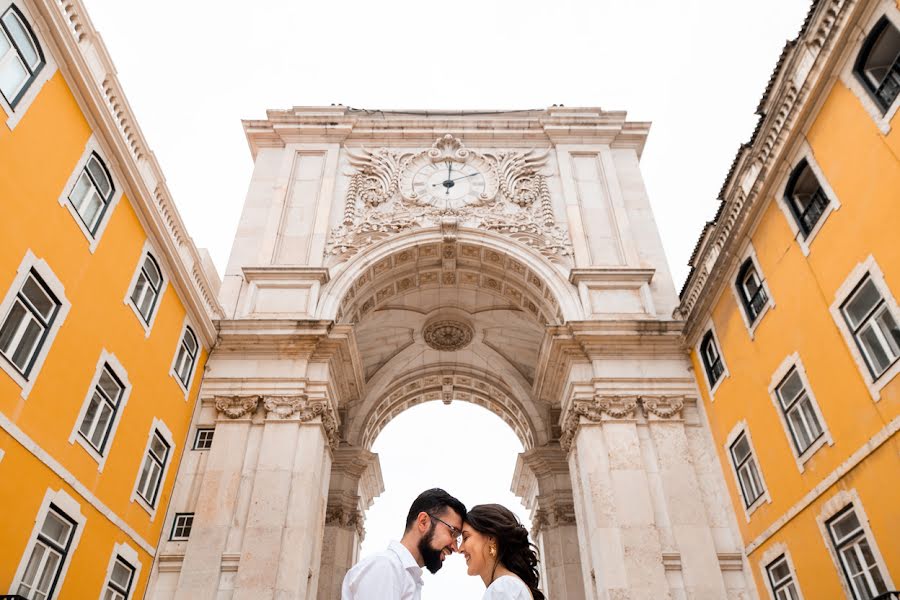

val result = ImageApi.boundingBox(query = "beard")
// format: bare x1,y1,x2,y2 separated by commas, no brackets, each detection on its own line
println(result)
418,523,445,574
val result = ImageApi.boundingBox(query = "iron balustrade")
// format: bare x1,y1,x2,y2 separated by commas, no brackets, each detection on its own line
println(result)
875,57,900,110
747,287,769,321
798,187,830,235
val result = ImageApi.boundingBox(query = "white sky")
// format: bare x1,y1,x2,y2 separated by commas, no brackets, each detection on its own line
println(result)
81,0,813,596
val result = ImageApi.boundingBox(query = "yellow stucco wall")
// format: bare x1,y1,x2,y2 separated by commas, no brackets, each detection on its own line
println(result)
0,71,206,595
692,74,900,597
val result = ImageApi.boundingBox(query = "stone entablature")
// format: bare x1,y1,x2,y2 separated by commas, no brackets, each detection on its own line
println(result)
678,0,856,341
213,394,340,448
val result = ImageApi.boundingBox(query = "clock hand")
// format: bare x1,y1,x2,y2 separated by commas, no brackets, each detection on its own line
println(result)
431,172,483,187
447,172,482,183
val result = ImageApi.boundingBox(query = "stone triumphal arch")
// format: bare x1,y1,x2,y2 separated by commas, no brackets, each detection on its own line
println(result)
147,107,756,599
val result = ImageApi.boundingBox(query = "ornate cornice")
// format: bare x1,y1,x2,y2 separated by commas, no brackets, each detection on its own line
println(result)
677,0,857,342
560,394,686,452
214,395,260,419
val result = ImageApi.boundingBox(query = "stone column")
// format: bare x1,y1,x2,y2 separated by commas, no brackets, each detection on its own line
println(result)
317,446,384,599
512,446,585,600
562,395,670,600
231,395,337,600
174,396,260,600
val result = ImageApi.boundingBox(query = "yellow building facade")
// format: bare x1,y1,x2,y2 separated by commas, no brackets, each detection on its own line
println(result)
679,1,900,599
0,1,221,599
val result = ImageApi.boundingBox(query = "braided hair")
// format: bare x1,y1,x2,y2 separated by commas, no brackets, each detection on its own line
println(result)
465,504,545,600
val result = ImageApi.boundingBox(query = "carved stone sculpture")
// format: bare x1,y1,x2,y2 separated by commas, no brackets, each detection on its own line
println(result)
214,395,260,419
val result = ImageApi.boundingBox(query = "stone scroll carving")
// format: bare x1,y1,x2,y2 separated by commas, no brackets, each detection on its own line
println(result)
327,135,573,262
214,395,260,419
531,502,577,538
560,395,685,452
325,504,365,539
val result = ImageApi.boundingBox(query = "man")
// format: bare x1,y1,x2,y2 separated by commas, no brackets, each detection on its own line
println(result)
342,488,466,600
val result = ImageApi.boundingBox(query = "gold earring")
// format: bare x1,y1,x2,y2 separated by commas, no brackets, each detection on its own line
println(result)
489,545,496,558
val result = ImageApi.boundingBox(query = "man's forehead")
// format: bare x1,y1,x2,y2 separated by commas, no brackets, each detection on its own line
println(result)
436,508,463,526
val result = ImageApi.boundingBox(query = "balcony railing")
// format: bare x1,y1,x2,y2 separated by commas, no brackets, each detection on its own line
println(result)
873,592,900,600
875,57,900,110
798,187,830,235
746,287,768,320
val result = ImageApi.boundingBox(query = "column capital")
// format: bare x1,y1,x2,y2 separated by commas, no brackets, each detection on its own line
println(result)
325,498,365,539
214,395,261,419
531,492,577,538
560,394,687,452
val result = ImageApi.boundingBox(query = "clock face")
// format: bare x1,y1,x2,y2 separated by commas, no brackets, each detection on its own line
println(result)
411,160,487,209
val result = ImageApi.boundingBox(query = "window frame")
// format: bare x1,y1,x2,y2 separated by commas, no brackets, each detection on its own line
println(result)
827,506,890,599
192,427,214,450
766,554,802,600
854,15,900,114
829,256,900,400
696,321,729,397
731,245,774,338
130,419,175,520
0,268,60,378
170,320,201,397
724,422,771,521
775,146,840,256
0,250,71,399
68,350,132,472
102,555,135,600
169,512,194,541
0,0,56,130
10,489,86,600
56,137,123,252
767,353,832,471
839,4,900,134
841,277,899,380
100,543,141,600
124,243,167,337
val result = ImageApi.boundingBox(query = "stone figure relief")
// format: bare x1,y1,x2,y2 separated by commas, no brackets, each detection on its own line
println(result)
326,135,573,262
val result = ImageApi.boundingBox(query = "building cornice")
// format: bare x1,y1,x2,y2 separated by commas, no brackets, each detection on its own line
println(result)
242,106,650,158
33,0,224,345
677,0,860,344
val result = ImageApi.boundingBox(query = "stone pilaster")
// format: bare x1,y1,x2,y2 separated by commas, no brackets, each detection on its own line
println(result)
317,446,383,600
513,445,585,600
174,396,260,600
230,395,337,600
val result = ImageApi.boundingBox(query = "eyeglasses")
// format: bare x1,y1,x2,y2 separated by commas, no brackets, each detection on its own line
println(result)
428,513,463,545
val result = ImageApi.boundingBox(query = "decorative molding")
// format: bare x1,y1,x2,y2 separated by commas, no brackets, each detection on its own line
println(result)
422,319,474,351
560,394,686,451
326,136,571,262
298,400,340,450
263,395,307,419
214,395,260,419
325,504,365,539
531,499,577,538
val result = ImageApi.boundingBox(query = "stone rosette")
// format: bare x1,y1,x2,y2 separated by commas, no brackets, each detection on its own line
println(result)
422,319,474,351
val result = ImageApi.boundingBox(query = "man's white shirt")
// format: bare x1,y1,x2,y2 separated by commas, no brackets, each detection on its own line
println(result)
341,541,424,600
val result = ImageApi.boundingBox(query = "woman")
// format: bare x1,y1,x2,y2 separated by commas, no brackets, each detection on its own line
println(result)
459,504,545,600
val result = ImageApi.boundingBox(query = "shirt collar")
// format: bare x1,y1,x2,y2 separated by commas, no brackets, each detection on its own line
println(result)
389,541,423,581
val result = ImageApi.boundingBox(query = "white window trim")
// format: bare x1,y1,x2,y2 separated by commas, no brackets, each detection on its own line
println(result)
68,349,132,472
759,543,806,600
99,542,141,600
730,243,775,339
55,135,124,253
169,316,200,399
767,352,833,472
0,250,71,399
124,241,168,338
816,489,895,600
695,318,730,399
829,255,900,400
129,417,175,521
774,142,841,257
0,0,58,131
724,421,772,522
192,427,214,450
838,1,900,134
169,512,194,541
9,488,86,600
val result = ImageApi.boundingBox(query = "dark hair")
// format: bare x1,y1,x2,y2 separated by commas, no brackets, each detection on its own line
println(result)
465,504,544,600
404,488,467,532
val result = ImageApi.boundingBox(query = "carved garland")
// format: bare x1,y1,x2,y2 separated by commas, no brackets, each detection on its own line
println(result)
559,395,685,452
214,395,340,449
327,135,573,263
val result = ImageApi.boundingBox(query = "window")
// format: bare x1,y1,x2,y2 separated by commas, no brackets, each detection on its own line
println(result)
766,555,800,600
841,276,900,379
67,153,114,236
0,5,44,109
0,270,60,378
827,507,889,599
730,432,765,508
102,556,135,600
193,428,214,450
136,430,169,507
129,254,163,325
736,259,769,323
700,331,725,386
784,159,830,237
775,368,824,455
173,327,198,388
170,513,194,540
854,17,900,112
16,506,76,600
77,364,124,454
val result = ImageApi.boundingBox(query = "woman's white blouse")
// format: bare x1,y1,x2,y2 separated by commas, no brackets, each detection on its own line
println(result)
482,575,532,599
